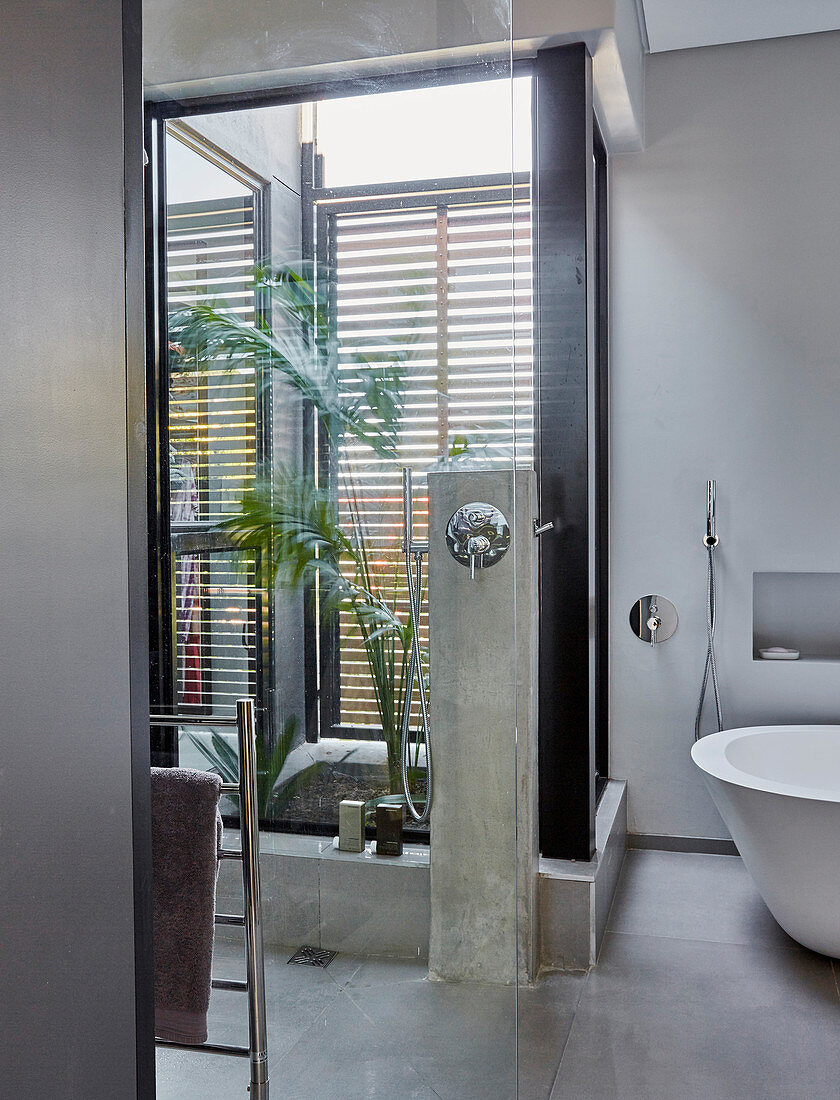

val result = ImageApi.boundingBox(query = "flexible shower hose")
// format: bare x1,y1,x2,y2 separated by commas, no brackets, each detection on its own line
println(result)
694,541,724,740
401,549,433,822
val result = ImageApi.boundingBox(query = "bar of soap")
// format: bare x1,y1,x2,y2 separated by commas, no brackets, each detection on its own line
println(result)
758,647,800,660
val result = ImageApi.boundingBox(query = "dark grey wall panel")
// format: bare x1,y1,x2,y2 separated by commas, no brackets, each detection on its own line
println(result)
0,1,148,1095
534,44,597,860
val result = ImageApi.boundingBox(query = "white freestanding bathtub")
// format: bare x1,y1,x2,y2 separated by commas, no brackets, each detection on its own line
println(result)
691,725,840,958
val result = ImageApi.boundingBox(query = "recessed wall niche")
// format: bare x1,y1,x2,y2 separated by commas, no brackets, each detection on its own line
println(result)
753,572,840,661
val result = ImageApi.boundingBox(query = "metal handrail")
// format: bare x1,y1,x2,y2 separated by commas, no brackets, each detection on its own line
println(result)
150,712,238,728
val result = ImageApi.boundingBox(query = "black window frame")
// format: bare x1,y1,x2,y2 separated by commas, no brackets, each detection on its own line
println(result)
145,117,272,766
144,50,609,853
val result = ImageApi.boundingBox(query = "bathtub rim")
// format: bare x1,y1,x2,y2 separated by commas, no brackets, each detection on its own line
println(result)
691,724,840,805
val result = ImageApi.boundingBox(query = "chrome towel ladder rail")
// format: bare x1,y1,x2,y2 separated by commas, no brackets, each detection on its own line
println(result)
151,698,269,1100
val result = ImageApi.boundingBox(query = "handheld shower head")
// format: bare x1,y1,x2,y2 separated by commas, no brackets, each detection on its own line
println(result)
402,467,413,554
704,479,718,547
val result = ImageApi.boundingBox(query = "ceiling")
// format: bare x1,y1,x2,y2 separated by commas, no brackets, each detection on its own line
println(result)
640,0,840,54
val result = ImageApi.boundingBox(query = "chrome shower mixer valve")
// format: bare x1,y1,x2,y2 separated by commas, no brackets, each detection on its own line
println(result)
445,501,510,579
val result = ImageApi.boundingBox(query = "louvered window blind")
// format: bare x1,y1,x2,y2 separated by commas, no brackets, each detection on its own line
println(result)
320,178,533,731
167,193,259,715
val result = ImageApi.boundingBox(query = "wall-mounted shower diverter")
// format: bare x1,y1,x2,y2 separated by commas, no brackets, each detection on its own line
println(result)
446,502,510,580
629,595,678,647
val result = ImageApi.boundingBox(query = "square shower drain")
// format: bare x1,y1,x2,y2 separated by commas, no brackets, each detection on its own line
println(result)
287,945,337,969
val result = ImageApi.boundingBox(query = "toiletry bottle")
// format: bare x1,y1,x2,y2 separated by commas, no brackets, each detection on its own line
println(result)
375,803,405,856
338,800,366,853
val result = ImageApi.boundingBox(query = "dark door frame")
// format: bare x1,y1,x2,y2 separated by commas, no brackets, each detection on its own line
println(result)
593,123,610,793
533,43,609,861
125,0,155,1092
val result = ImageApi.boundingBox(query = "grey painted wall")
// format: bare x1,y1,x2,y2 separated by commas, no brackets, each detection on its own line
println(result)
0,1,147,1095
609,31,840,839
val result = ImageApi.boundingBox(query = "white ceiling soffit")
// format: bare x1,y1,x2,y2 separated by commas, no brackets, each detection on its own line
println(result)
641,0,840,54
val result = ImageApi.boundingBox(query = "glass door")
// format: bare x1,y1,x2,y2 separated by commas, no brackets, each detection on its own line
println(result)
144,4,557,1097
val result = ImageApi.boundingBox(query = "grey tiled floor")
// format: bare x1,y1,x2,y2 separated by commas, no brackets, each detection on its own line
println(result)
156,946,582,1100
550,851,840,1100
156,850,840,1099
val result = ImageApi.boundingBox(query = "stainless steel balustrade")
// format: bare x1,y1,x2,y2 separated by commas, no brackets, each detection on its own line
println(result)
150,698,269,1099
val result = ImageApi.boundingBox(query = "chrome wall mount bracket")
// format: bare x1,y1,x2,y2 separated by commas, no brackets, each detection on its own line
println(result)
446,501,510,579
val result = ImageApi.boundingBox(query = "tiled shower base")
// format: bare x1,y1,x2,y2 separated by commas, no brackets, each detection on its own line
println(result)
156,851,840,1099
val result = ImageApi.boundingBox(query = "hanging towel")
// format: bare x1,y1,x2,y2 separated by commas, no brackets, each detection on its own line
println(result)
151,766,222,1045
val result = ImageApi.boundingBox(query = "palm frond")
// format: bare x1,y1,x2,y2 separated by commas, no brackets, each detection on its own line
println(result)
187,731,239,784
168,263,408,460
173,262,430,795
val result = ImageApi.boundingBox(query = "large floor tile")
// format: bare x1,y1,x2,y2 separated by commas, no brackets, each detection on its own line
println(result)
550,931,840,1100
269,989,442,1099
343,956,584,1098
345,975,518,1100
204,942,346,1056
340,954,433,990
607,850,796,949
156,1046,257,1100
517,971,588,1100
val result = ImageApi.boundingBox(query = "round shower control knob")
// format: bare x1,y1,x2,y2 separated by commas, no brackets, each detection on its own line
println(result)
446,501,510,570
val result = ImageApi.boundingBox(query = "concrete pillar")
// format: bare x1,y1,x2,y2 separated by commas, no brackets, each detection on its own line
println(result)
427,469,539,983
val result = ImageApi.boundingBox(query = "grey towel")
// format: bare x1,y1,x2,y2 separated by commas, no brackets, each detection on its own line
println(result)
151,767,222,1045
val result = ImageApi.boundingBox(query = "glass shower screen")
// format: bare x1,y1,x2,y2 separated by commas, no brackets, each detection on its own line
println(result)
146,2,543,1096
